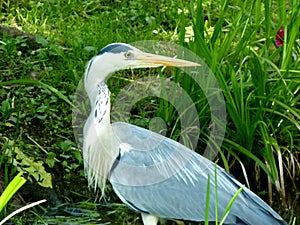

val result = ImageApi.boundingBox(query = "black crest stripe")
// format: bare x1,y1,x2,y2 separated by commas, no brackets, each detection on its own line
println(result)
97,44,133,56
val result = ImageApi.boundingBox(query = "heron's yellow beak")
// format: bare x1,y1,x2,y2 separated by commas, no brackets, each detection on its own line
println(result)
133,52,200,68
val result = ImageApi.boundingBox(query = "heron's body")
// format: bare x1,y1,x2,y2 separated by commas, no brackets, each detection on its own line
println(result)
82,43,287,225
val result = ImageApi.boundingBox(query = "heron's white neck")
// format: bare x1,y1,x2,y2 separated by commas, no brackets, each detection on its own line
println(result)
85,78,105,106
83,81,120,195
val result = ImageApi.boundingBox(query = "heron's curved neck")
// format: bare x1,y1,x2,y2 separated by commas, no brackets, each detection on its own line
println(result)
84,80,119,193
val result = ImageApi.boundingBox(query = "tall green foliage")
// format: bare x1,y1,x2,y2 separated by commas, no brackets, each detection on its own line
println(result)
176,0,300,207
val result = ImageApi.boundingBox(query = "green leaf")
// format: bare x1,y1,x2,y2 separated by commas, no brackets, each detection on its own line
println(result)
249,53,266,96
5,141,53,189
0,172,26,212
46,152,57,168
35,35,49,46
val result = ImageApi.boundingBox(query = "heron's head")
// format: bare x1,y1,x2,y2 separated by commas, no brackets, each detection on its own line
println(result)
84,43,199,90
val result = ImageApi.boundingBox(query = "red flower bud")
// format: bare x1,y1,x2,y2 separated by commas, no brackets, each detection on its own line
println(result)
275,26,284,47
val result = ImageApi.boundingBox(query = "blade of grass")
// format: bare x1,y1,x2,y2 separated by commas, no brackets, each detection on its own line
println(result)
210,0,229,47
219,186,244,225
258,123,280,188
277,0,287,27
214,164,218,225
223,138,273,179
189,0,212,65
0,172,26,212
204,174,210,225
264,0,271,51
282,7,300,70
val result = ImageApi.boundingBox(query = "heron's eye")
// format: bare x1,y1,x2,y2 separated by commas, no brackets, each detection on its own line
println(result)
124,51,133,59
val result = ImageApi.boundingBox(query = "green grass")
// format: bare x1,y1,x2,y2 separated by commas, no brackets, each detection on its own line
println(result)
0,0,299,224
186,0,300,217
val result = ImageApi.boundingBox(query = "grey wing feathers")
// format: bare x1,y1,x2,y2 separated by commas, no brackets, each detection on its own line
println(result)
109,122,287,225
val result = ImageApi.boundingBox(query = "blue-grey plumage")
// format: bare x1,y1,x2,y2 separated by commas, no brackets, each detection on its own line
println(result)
82,43,287,225
109,122,286,225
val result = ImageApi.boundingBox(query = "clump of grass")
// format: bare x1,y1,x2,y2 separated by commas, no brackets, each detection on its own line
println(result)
178,0,299,218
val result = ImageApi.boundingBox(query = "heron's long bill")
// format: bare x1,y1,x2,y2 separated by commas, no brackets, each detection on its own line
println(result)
134,52,200,67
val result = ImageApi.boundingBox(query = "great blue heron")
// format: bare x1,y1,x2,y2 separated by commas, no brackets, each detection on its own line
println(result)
82,43,287,225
